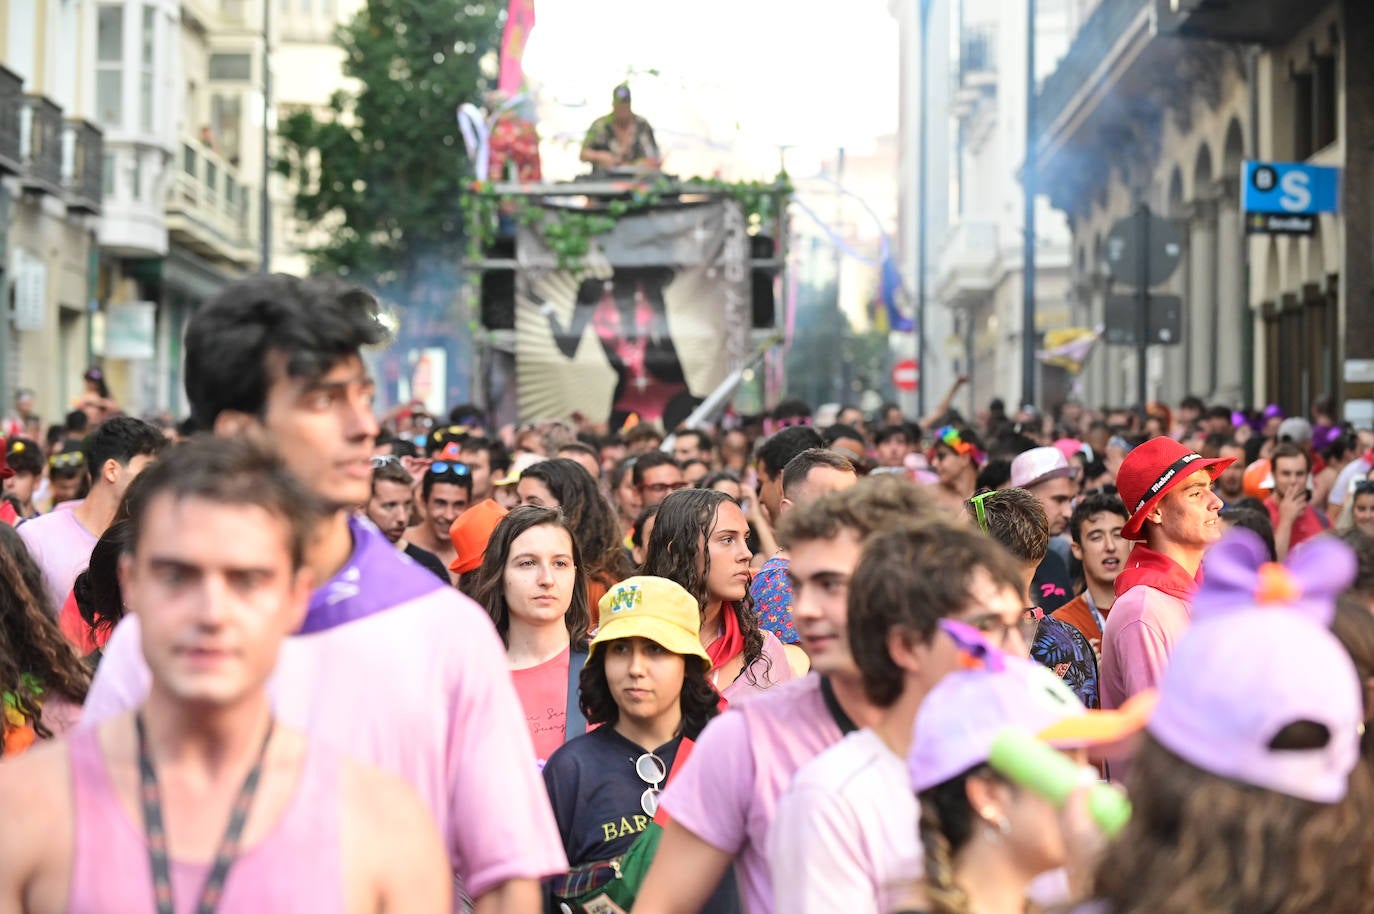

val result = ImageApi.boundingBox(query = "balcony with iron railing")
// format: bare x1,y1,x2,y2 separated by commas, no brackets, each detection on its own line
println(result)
165,134,259,267
18,93,63,194
61,120,103,214
0,66,21,175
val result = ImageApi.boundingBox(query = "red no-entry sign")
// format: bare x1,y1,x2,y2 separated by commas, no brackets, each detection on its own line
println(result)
892,359,919,392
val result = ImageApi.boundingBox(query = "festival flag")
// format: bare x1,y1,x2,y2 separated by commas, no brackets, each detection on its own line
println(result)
1036,326,1101,374
497,0,536,94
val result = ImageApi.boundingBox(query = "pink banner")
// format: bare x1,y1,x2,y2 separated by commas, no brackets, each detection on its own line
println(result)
497,0,536,94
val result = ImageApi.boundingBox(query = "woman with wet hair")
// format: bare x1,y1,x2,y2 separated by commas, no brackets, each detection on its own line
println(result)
639,488,791,702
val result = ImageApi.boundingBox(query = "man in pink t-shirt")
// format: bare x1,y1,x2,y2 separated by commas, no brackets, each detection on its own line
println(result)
18,416,165,613
635,476,932,914
81,274,565,914
768,524,1028,914
1100,437,1234,712
0,437,452,914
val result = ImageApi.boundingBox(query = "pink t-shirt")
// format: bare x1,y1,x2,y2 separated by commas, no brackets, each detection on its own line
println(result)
1099,584,1191,711
719,632,795,705
17,501,98,615
658,674,845,914
63,725,346,913
768,728,920,914
82,589,567,901
511,647,573,766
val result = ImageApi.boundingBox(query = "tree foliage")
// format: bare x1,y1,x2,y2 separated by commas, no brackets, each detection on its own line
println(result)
275,0,502,298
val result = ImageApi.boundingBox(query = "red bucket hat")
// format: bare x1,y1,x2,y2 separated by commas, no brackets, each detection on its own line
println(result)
1118,437,1236,541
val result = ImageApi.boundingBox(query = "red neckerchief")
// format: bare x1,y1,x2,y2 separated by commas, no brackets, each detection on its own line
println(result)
1114,544,1200,601
705,605,746,712
706,604,745,671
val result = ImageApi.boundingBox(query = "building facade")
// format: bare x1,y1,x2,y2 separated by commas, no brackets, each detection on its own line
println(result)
938,0,1076,414
1033,0,1372,416
0,0,105,426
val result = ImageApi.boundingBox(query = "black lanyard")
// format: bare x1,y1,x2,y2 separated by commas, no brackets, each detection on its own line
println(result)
135,714,274,914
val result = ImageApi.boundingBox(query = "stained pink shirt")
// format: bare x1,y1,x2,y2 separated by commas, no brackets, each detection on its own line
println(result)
81,589,567,900
63,724,345,913
658,674,845,914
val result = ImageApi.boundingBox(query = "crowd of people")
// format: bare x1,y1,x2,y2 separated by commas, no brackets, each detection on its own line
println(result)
0,272,1372,914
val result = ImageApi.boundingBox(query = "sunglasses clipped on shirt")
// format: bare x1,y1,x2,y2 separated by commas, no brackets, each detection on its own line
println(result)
635,752,667,817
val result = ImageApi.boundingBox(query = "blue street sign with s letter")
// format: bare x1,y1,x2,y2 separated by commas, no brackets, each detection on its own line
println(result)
1242,162,1339,235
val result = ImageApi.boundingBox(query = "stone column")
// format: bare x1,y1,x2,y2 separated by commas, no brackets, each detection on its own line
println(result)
1215,180,1245,405
1187,197,1218,399
1341,0,1374,420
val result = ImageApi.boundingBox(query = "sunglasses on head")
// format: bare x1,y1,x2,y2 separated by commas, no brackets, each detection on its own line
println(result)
427,461,471,478
1355,480,1374,496
1083,484,1119,497
49,452,86,470
370,455,402,469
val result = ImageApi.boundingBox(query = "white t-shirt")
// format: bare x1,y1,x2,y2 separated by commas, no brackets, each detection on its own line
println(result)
1329,456,1372,508
767,728,921,914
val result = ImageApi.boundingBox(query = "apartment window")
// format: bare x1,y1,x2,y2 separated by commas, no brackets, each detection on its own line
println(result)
1314,53,1337,151
131,155,143,201
96,5,124,127
210,93,243,163
102,153,115,197
140,6,156,133
1293,52,1339,159
208,53,252,81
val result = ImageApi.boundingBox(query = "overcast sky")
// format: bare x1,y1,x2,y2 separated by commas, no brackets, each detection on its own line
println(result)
522,0,902,183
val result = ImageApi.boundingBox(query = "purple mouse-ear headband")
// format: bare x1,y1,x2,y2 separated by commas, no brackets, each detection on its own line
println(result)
1193,528,1355,626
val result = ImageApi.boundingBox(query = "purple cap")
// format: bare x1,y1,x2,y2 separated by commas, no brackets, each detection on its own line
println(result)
909,658,1083,792
1148,529,1363,804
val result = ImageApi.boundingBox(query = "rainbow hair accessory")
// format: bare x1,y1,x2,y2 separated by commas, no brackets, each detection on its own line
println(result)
932,425,986,465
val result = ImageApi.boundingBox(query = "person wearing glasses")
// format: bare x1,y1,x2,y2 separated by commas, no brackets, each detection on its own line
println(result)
406,460,473,582
769,523,1029,914
20,417,166,615
632,452,687,508
364,457,451,584
541,576,739,912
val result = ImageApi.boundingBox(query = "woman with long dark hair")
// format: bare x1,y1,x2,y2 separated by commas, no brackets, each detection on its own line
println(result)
542,575,739,913
517,458,634,623
472,506,592,767
640,488,791,702
0,524,90,756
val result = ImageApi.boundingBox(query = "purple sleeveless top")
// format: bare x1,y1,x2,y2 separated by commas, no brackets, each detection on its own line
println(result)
64,725,346,914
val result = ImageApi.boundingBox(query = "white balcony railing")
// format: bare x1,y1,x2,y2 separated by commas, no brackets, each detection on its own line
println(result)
936,221,1000,308
166,134,258,266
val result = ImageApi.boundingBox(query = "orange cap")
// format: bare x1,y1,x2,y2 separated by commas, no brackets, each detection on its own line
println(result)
448,499,509,574
1243,458,1274,501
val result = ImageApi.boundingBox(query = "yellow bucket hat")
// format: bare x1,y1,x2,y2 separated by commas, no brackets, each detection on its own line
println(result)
592,576,711,667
